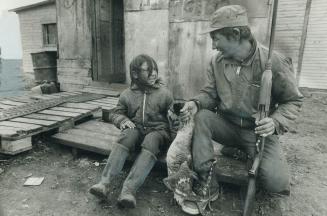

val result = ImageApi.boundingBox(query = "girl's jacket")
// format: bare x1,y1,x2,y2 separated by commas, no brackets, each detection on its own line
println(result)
110,82,174,132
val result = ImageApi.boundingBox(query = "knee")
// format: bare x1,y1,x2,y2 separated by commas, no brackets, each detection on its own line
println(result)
194,110,213,125
142,132,163,155
117,128,139,150
260,163,290,193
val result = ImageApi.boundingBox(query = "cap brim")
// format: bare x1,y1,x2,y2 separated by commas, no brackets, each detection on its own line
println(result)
199,26,223,35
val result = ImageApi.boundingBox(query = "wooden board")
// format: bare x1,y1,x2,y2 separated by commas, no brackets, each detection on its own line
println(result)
79,87,120,97
215,155,248,186
60,102,99,110
50,107,91,113
0,103,15,109
0,137,32,155
0,100,26,106
0,126,21,138
0,121,42,132
9,117,58,127
24,113,70,122
51,131,114,155
74,120,120,136
38,110,81,117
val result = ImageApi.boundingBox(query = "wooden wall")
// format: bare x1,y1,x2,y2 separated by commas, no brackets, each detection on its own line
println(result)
167,0,271,99
299,0,327,89
124,0,169,84
16,3,57,75
274,0,307,75
56,0,93,91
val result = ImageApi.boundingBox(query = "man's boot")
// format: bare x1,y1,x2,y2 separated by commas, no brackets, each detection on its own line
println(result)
117,149,157,208
193,160,220,215
89,144,129,200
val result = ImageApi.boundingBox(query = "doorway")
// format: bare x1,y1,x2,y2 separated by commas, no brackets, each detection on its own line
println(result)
92,0,125,83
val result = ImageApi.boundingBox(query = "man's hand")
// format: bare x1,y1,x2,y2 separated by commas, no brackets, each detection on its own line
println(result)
180,101,198,122
120,120,135,130
255,117,275,137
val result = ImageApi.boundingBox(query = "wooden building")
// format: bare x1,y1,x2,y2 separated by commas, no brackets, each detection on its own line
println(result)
55,0,274,99
10,0,57,78
12,0,327,98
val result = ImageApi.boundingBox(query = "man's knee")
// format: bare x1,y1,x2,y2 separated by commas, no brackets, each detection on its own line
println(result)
194,109,215,125
260,160,290,193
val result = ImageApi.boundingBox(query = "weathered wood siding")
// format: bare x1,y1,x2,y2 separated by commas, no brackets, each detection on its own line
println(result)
124,0,169,83
167,0,271,99
16,3,56,75
274,0,307,75
299,0,327,89
56,0,93,91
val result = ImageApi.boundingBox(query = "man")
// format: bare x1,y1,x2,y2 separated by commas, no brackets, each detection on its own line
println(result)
180,4,303,215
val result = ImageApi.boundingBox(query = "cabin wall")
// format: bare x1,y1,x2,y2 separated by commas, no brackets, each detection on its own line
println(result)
167,0,271,99
299,0,327,89
56,0,93,91
16,4,56,76
274,0,307,76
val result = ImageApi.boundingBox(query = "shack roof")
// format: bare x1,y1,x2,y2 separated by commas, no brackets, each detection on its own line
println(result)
9,0,55,13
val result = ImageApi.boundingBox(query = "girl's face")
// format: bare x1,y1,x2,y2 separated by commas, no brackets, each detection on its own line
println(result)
138,61,158,86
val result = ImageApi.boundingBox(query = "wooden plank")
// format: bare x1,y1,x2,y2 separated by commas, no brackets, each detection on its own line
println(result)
0,137,32,155
38,110,81,117
50,132,114,155
50,107,91,113
9,117,58,127
7,96,34,103
79,88,120,97
125,0,168,11
60,102,99,110
0,126,19,137
91,99,117,105
215,155,248,186
0,100,26,106
24,113,70,122
296,0,313,84
0,103,15,109
0,121,42,132
63,128,118,142
74,120,120,136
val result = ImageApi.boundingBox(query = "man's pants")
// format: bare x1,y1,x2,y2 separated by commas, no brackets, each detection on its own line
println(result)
192,110,290,193
117,128,171,156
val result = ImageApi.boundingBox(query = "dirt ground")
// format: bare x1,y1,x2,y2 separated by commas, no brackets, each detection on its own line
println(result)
0,89,326,216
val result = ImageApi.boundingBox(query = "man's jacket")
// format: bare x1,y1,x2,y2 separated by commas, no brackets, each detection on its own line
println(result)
193,41,303,134
110,82,174,132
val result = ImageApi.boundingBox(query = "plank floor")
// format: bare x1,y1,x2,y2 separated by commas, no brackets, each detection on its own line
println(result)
0,91,120,155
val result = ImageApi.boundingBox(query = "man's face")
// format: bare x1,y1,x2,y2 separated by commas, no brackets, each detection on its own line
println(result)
137,62,158,86
210,31,239,58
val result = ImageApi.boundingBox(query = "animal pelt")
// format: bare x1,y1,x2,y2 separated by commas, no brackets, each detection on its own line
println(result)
163,117,197,199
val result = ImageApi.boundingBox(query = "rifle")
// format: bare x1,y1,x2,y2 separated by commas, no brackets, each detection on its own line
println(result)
242,0,279,215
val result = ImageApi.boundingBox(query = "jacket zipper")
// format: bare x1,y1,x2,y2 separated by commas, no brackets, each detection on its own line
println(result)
142,93,146,126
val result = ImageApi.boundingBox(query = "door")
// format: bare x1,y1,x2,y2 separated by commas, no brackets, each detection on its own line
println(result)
92,0,125,83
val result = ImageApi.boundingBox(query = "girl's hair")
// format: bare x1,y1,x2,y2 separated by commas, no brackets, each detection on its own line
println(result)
129,54,158,85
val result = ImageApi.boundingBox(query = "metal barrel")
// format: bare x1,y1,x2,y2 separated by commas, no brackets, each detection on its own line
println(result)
31,51,57,83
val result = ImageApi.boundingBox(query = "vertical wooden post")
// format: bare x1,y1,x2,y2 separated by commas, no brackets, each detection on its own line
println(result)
296,0,312,85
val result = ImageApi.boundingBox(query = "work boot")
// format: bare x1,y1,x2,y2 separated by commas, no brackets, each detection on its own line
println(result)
117,149,157,208
193,160,220,215
89,144,129,200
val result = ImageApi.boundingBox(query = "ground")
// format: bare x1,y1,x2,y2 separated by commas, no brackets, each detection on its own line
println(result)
0,89,327,216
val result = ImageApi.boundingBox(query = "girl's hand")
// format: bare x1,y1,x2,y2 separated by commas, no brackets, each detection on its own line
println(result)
120,120,136,130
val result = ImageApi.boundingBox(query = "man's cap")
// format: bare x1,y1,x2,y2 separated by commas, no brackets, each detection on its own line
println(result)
201,5,249,34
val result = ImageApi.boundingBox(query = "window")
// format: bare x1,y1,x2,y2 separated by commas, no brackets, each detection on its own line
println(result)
42,23,57,46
